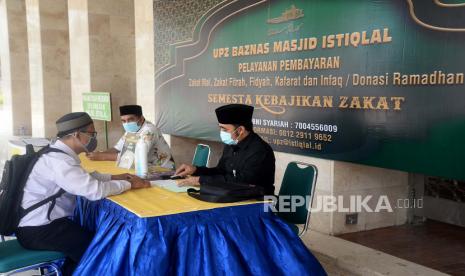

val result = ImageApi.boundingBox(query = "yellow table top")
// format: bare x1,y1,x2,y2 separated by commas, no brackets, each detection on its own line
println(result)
79,154,264,218
80,154,133,175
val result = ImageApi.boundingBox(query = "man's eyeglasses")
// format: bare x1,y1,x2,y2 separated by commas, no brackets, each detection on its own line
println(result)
81,131,98,138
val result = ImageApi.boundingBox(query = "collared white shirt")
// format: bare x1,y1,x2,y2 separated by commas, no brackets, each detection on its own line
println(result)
19,140,131,227
114,120,173,168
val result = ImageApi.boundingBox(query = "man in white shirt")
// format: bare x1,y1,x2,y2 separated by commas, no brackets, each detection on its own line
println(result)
15,112,150,276
87,105,174,169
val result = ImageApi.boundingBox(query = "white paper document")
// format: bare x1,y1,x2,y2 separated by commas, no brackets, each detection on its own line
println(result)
150,180,196,193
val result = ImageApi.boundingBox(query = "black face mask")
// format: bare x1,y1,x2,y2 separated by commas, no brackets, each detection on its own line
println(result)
74,133,98,152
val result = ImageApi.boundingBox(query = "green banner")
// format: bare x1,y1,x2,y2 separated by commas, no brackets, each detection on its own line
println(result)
155,0,465,180
83,92,112,122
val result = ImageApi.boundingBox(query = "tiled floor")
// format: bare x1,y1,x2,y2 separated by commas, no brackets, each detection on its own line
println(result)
338,220,465,275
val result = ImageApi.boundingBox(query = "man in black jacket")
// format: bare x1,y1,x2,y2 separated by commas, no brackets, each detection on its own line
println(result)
175,104,275,195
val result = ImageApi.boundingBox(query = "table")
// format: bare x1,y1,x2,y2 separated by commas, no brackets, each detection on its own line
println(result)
8,137,49,158
74,158,327,275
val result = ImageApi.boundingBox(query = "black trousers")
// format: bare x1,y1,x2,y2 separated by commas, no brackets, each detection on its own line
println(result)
16,217,94,276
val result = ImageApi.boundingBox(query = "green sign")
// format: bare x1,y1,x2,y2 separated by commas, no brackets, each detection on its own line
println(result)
83,92,112,121
154,0,465,180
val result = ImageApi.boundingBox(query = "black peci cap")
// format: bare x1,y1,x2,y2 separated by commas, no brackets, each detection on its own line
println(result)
215,104,254,128
119,105,143,116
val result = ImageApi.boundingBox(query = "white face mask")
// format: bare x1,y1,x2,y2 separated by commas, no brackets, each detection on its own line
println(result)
123,121,141,133
220,128,240,145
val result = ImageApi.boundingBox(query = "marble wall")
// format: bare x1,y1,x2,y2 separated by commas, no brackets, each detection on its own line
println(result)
68,0,137,149
88,0,136,148
26,0,71,137
0,0,31,136
331,162,408,234
135,0,155,122
68,0,91,113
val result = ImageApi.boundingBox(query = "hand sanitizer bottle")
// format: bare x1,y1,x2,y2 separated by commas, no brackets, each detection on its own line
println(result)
135,136,148,178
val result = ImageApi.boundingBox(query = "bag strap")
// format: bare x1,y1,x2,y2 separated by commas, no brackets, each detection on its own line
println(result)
25,144,35,155
37,146,65,155
20,146,68,220
187,188,254,203
187,188,224,203
22,188,66,220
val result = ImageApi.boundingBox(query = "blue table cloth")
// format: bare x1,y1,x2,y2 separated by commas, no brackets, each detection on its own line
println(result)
74,199,326,276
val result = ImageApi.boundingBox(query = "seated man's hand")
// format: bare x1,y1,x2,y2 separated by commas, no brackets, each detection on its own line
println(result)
86,152,106,161
127,175,151,189
177,176,200,187
175,164,197,177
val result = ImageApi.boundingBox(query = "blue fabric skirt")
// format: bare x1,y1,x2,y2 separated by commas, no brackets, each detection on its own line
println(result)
74,199,326,276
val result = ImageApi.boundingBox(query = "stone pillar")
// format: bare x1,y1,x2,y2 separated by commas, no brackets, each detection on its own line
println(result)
135,0,155,122
68,0,91,113
68,0,136,149
0,0,31,136
26,0,71,137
